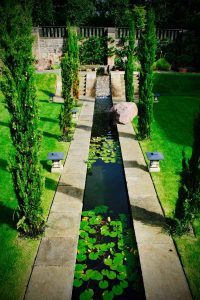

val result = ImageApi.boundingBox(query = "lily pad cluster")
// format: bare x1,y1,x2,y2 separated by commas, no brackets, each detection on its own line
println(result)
86,137,122,170
72,205,144,300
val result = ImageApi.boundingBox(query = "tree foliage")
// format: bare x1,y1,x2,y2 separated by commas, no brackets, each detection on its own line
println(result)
0,2,44,236
138,8,156,140
60,53,73,138
65,24,80,100
124,18,135,102
174,112,200,233
79,36,107,65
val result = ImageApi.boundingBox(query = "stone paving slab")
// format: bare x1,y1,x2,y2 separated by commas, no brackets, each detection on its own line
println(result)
45,212,81,238
25,266,74,300
35,237,78,266
139,243,192,300
116,121,192,299
59,173,86,188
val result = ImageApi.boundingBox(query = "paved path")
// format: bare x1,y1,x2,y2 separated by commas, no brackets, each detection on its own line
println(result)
25,96,95,300
115,117,192,299
24,73,192,300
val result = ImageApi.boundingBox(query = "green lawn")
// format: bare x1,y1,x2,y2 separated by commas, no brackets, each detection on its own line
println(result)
0,73,72,300
134,72,200,299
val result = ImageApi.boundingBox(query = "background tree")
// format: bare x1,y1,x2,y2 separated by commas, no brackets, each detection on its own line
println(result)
65,25,80,101
60,53,73,139
138,8,156,140
31,0,54,26
124,18,135,102
174,111,200,233
0,2,44,236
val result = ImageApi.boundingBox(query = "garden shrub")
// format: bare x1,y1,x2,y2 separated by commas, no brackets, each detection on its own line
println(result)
79,36,107,65
153,57,171,71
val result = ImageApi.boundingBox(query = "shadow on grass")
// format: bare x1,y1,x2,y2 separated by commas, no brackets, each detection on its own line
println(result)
40,89,53,96
0,202,16,229
43,131,60,139
45,177,58,191
40,116,58,124
39,99,49,103
41,160,51,172
0,121,9,128
0,158,9,172
123,160,148,172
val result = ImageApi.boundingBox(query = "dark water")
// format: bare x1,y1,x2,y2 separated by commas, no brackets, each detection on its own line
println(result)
72,96,145,300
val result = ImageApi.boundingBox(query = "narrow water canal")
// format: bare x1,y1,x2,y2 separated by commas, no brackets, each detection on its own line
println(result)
72,77,145,300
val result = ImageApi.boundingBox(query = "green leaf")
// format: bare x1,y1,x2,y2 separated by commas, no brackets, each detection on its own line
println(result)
73,278,83,287
112,285,123,296
109,231,118,238
116,265,126,273
104,258,112,266
77,253,87,262
75,264,87,272
102,291,114,300
80,230,89,238
120,280,128,289
80,289,94,300
89,228,96,234
107,271,116,280
117,272,127,281
113,253,124,266
89,252,99,260
90,270,103,281
99,280,109,289
101,225,110,236
94,205,109,214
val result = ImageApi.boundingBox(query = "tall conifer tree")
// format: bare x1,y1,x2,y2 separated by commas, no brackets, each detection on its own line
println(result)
0,2,44,235
138,8,156,139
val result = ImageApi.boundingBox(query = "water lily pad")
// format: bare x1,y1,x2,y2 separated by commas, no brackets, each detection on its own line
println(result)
109,231,118,238
73,278,83,287
102,291,114,300
89,228,96,234
75,264,87,272
112,285,123,296
104,258,112,266
77,253,87,262
117,272,127,281
80,289,94,300
107,271,116,280
120,280,128,289
101,225,110,236
90,270,103,281
99,280,109,289
89,252,99,260
80,231,89,238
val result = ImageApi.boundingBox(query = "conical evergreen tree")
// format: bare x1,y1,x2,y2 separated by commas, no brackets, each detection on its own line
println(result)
0,2,44,236
125,18,135,102
138,8,156,139
175,111,200,232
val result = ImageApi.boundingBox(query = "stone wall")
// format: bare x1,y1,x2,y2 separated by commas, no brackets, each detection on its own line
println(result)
32,27,66,69
32,26,185,69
